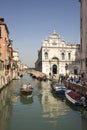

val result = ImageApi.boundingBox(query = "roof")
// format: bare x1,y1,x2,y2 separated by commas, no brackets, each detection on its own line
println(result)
49,31,59,39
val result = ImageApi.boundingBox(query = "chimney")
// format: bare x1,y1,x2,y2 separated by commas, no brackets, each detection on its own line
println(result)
0,18,4,23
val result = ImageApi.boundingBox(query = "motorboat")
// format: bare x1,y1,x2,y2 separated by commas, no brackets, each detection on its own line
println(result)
65,90,86,106
20,83,33,96
51,82,66,95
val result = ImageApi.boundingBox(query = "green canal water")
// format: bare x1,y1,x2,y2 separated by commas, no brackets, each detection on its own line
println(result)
0,73,87,130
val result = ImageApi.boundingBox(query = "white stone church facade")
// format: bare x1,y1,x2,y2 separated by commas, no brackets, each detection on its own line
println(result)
35,32,80,76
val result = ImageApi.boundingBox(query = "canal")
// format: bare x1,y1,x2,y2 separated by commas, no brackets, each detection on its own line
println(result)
0,73,87,130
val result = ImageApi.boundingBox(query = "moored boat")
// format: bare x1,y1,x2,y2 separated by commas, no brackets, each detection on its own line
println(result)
65,90,87,107
51,82,66,95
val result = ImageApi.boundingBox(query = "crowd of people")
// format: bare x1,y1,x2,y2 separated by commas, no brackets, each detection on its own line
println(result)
21,83,33,91
59,74,86,87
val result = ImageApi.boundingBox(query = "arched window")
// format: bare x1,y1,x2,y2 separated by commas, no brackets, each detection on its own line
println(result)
44,52,48,59
61,53,65,60
68,53,71,60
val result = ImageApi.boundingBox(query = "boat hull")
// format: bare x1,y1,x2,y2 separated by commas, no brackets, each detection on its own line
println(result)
65,90,81,106
20,90,33,96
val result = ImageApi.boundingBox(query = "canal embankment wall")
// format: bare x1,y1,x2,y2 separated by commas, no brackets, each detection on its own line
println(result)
0,70,19,91
63,80,87,97
0,75,11,90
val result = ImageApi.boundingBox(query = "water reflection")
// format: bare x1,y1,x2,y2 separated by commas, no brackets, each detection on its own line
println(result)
20,96,33,104
39,81,69,118
0,79,21,130
0,74,87,130
65,98,87,119
0,85,13,130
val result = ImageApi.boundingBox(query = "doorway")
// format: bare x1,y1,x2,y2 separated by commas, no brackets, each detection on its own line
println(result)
52,64,57,74
74,69,78,75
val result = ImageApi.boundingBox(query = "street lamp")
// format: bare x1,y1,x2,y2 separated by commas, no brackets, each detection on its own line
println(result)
65,63,68,76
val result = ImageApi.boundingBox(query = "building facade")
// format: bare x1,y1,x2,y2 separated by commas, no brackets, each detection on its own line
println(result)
0,18,10,70
80,0,87,78
35,32,80,76
0,18,22,80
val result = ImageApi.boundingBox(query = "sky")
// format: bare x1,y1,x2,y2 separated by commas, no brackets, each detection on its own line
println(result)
0,0,80,67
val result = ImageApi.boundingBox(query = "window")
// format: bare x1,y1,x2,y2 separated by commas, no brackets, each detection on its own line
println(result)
0,52,1,57
44,52,48,59
61,53,65,60
68,53,71,60
85,58,87,67
0,27,1,38
52,43,57,45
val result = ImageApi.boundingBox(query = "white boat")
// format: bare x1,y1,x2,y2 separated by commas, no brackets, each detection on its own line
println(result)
65,90,82,106
51,82,66,94
20,83,33,96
